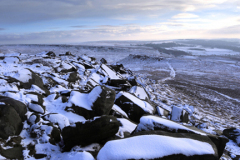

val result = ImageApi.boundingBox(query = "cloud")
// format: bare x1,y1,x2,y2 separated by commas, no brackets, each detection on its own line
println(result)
0,28,5,31
172,13,199,19
209,25,240,34
70,25,89,28
1,0,238,25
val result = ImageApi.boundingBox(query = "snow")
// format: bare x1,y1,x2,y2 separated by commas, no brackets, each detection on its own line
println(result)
68,86,102,110
101,64,121,79
171,105,183,122
30,85,45,94
3,57,19,63
44,113,70,130
136,115,206,135
9,69,32,83
117,118,137,138
116,91,155,114
51,151,95,160
28,103,44,114
26,94,38,102
112,104,128,118
97,135,215,160
129,86,149,100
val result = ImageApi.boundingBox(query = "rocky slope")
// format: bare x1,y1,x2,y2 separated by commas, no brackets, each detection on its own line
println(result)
0,51,239,159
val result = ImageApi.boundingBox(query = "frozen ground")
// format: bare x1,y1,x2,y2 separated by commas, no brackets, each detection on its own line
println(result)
1,39,240,158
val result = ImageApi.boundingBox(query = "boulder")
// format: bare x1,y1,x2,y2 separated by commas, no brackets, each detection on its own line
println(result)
22,69,50,95
68,85,115,119
46,51,56,57
0,96,27,121
171,105,189,123
132,115,228,158
132,115,206,135
223,128,240,146
0,104,23,139
114,91,155,123
62,116,121,151
67,71,78,82
28,113,40,125
97,130,219,160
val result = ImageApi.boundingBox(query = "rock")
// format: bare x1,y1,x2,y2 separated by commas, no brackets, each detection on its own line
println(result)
28,113,41,125
28,103,45,114
55,61,76,73
26,92,44,106
68,85,115,119
109,64,127,74
22,69,50,95
0,104,23,139
67,71,78,82
132,115,227,158
0,145,23,159
59,51,72,56
110,104,129,118
223,128,240,146
114,91,155,123
100,58,107,64
44,113,70,130
0,96,27,121
129,86,149,100
107,79,131,91
208,134,229,159
62,116,121,151
46,51,56,57
97,130,219,160
132,115,206,135
171,105,189,123
156,106,170,117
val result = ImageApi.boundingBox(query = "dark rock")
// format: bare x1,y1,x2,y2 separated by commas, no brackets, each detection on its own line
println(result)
0,96,27,121
0,104,23,139
100,58,107,64
91,86,115,116
107,79,131,91
46,51,56,57
0,145,23,159
59,51,72,56
66,104,95,119
223,128,240,146
114,92,155,123
208,135,229,159
62,115,121,151
49,127,61,145
34,153,47,159
67,72,78,82
109,64,127,74
61,95,68,103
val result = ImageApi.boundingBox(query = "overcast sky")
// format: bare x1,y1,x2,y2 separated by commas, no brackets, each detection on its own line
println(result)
0,0,240,44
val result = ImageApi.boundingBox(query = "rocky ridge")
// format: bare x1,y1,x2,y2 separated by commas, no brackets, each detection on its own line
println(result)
0,51,239,159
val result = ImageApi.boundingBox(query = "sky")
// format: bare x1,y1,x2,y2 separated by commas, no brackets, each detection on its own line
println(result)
0,0,240,44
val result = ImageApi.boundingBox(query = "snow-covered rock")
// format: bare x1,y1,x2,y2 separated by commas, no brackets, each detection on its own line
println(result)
97,134,218,160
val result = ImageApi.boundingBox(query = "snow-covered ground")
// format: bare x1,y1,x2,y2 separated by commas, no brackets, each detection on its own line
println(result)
0,39,240,159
